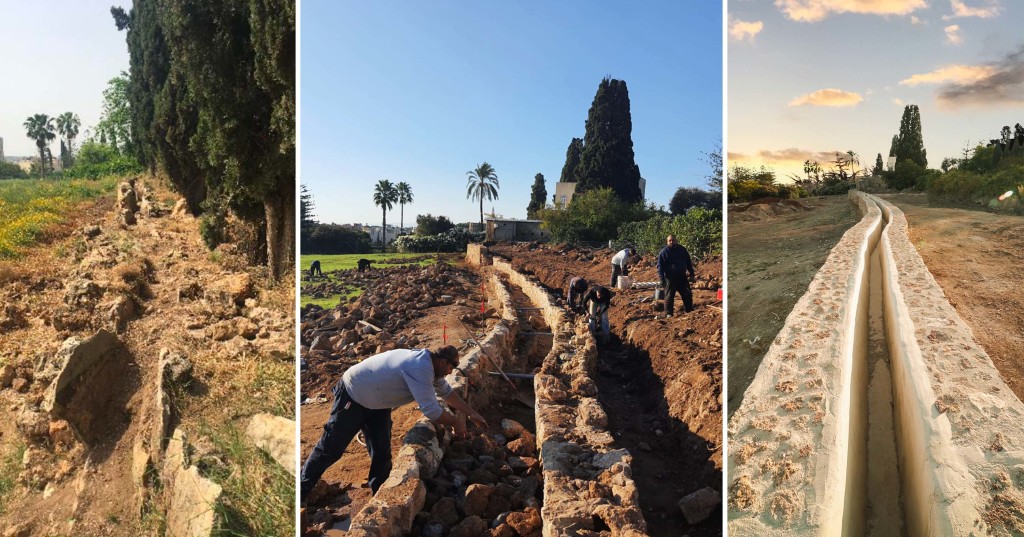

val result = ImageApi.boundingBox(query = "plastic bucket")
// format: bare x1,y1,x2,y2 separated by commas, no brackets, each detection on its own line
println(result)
617,275,633,290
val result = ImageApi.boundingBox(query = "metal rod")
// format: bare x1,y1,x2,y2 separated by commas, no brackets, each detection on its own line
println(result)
487,372,535,380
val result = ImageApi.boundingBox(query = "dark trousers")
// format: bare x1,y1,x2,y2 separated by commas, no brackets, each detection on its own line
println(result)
300,383,393,501
611,264,627,287
665,275,693,315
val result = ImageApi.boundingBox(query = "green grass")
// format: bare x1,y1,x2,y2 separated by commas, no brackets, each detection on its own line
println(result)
0,176,119,258
0,442,27,516
199,422,294,537
299,252,443,307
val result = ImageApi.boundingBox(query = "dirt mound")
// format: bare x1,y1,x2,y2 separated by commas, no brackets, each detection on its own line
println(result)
730,198,809,222
0,177,294,536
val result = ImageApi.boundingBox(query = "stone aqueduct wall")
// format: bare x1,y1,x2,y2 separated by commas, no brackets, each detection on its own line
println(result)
729,191,1024,536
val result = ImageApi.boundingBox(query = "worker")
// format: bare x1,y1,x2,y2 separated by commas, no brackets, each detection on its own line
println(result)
610,247,635,288
582,285,613,342
657,234,696,318
299,346,487,501
566,276,589,313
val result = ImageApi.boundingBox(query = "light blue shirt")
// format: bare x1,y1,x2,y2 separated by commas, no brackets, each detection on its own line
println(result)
342,348,453,420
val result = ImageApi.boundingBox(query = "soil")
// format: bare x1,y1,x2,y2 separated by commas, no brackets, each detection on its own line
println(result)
0,178,294,535
727,196,858,416
882,193,1024,402
488,242,723,537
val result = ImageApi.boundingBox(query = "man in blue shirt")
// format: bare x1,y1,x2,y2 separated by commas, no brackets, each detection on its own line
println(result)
657,235,696,317
300,346,487,500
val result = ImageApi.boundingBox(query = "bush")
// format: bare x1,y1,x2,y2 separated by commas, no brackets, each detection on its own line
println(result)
883,160,927,191
64,142,142,179
301,224,373,254
395,228,483,253
416,214,455,236
0,161,28,179
537,188,659,243
816,182,856,196
617,207,722,260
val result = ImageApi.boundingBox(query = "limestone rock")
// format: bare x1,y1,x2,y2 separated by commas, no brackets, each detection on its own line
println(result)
460,483,494,517
171,198,189,217
246,414,296,475
161,349,193,384
430,497,459,526
0,363,14,388
449,516,488,537
207,317,259,341
506,507,542,536
678,487,721,525
501,419,526,440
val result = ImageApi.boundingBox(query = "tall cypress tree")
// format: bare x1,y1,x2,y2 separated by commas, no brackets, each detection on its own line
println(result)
888,135,898,157
893,105,927,168
559,138,583,184
575,78,642,202
526,173,546,218
873,153,884,175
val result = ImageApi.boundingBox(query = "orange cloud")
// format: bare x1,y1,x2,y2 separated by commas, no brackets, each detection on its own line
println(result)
899,64,995,86
775,0,926,22
729,19,764,41
730,148,846,167
944,25,962,44
788,88,864,107
943,0,1000,20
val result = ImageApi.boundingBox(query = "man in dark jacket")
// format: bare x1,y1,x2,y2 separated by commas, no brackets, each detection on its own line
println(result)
657,235,696,317
566,276,588,313
582,285,613,341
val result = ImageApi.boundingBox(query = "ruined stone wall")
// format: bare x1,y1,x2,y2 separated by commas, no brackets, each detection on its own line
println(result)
493,259,648,537
466,243,492,268
346,273,519,537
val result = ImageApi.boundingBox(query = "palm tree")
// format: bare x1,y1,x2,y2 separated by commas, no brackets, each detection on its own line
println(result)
466,162,499,227
23,114,56,177
846,150,860,176
372,179,399,247
396,182,413,236
56,112,81,166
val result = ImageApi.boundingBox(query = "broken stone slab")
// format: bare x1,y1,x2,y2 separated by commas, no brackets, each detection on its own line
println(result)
160,348,193,384
163,428,223,537
678,486,721,525
42,330,119,415
246,413,296,476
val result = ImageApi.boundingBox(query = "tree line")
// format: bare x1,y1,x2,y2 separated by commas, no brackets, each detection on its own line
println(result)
112,0,295,279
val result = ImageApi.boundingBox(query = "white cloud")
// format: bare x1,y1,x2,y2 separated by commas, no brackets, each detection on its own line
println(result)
910,15,925,24
892,97,904,105
729,19,765,42
943,0,1000,20
899,64,995,86
945,24,963,44
788,88,864,107
774,0,926,22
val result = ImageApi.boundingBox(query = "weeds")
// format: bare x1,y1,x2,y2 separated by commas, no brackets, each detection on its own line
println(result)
0,177,117,258
0,442,27,516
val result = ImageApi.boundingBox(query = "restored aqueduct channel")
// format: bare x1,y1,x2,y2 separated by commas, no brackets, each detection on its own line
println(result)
336,250,649,537
729,191,1024,536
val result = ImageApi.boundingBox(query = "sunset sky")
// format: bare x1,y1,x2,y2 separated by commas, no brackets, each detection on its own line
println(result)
729,0,1024,181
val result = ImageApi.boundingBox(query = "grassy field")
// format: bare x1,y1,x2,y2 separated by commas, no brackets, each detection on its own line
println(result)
0,176,118,258
299,252,445,308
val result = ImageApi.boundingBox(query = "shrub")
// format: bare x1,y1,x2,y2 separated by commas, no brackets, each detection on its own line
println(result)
64,142,142,179
617,207,722,260
0,162,27,179
301,224,372,254
416,214,455,236
395,228,483,253
816,182,856,196
537,188,659,243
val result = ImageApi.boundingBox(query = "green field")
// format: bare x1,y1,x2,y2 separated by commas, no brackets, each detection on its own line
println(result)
299,252,448,308
0,176,118,258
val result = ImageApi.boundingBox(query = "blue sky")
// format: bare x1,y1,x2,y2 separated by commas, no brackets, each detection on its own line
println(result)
301,1,723,227
0,1,129,157
729,0,1024,180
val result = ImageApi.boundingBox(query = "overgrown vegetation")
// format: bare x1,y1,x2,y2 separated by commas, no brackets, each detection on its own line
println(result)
0,162,28,179
618,207,722,259
301,224,372,254
63,141,143,179
394,228,483,253
0,442,27,516
538,188,657,243
0,177,118,258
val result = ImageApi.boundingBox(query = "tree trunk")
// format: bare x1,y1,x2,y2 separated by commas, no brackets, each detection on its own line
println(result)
400,203,404,236
382,207,387,248
479,191,484,227
37,143,46,177
264,183,295,281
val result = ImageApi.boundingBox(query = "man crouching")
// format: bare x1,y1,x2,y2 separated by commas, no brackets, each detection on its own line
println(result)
300,345,487,500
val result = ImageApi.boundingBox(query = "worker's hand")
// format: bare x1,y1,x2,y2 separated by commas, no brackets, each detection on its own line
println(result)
452,419,468,439
468,411,488,430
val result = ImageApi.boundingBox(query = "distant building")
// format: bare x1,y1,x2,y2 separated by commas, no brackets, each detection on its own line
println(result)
361,224,401,245
0,137,4,162
552,177,647,207
485,218,550,242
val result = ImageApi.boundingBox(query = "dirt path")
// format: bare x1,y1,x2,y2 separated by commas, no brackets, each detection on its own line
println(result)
884,193,1024,402
0,178,294,536
727,196,858,416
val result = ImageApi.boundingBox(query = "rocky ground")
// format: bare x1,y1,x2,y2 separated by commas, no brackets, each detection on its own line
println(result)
488,242,723,537
0,177,295,536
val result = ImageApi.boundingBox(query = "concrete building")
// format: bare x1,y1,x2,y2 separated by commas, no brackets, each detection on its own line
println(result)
552,177,647,206
485,218,550,242
361,224,401,245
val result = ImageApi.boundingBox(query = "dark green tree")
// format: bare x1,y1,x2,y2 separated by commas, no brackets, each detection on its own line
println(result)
1001,126,1012,144
416,214,454,236
526,173,546,218
466,162,499,226
300,183,316,228
575,78,643,202
56,112,80,167
888,135,898,158
60,140,69,170
23,114,55,176
373,179,398,246
1015,123,1024,139
559,138,583,184
893,105,927,168
873,153,884,175
669,187,719,215
396,181,413,234
97,74,132,155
